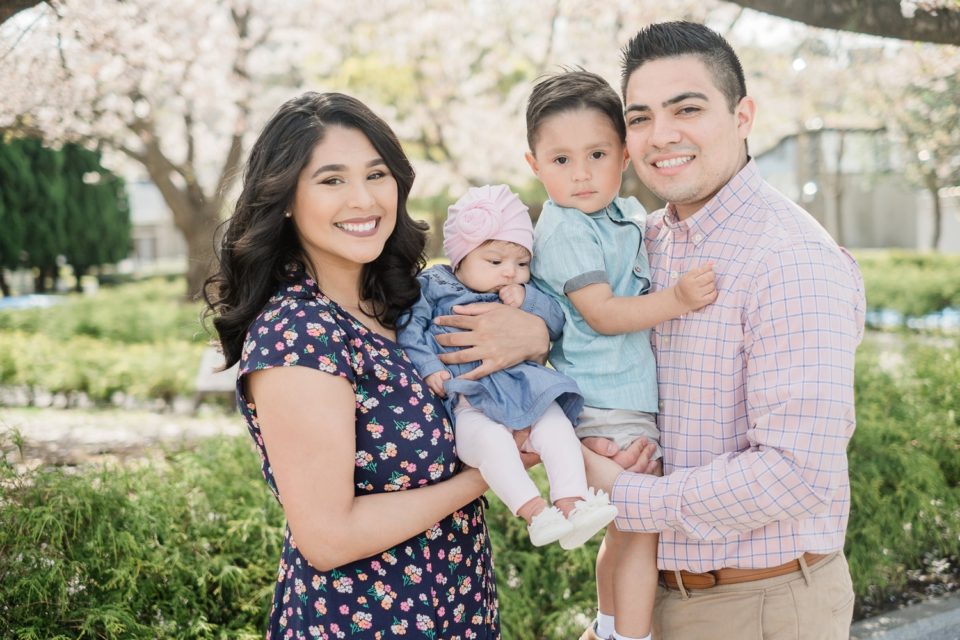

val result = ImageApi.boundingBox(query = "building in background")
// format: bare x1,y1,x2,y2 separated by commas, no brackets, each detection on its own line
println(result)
125,179,188,273
756,127,959,252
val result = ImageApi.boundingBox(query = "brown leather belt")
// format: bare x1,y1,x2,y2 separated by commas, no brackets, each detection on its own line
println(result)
661,552,829,590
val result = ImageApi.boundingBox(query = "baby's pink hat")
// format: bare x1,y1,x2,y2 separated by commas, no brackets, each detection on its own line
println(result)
443,184,533,268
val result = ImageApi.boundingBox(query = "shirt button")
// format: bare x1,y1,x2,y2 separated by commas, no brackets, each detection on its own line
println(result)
661,336,670,346
633,265,643,275
658,400,665,411
670,270,679,279
693,233,704,243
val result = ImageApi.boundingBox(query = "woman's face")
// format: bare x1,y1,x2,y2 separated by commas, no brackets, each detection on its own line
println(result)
290,125,398,275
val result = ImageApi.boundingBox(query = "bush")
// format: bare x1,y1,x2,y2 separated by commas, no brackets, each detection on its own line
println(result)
0,435,283,639
854,250,960,317
0,331,202,403
3,331,957,639
0,277,207,345
847,338,960,615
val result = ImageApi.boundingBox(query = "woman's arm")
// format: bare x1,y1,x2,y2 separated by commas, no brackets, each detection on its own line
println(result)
567,264,716,336
248,365,488,572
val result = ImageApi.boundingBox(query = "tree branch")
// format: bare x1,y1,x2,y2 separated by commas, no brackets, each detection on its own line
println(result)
725,0,960,46
0,0,46,26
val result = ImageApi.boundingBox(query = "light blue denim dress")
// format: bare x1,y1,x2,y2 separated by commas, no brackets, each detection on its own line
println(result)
398,265,583,429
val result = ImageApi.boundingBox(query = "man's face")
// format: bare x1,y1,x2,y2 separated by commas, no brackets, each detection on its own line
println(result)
623,55,755,220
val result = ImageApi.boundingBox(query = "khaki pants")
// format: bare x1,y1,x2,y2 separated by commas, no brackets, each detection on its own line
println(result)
652,552,855,640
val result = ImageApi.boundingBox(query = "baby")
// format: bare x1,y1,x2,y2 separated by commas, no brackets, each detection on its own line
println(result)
398,184,617,548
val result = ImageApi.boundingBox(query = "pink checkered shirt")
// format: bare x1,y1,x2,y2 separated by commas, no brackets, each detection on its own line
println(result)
612,160,866,572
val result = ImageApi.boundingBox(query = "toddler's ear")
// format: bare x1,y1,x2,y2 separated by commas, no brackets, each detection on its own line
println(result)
524,151,540,176
622,146,631,172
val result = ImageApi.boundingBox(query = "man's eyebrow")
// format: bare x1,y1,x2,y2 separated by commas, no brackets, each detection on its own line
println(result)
311,158,385,179
624,91,710,114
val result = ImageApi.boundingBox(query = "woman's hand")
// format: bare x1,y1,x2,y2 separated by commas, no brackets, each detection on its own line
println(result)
433,303,548,378
511,427,541,470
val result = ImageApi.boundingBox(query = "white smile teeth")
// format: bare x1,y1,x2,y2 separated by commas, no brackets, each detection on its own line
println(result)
336,221,376,233
655,156,693,168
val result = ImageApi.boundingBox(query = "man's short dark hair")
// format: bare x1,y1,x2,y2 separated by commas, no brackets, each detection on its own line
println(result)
620,21,747,112
526,70,626,152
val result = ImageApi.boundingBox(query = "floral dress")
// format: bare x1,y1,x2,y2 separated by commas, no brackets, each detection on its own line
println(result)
238,269,500,639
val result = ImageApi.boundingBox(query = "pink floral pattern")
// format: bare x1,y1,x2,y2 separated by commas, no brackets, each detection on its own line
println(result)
239,269,500,639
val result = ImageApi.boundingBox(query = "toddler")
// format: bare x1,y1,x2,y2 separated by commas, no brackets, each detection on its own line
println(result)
525,71,717,640
398,184,618,548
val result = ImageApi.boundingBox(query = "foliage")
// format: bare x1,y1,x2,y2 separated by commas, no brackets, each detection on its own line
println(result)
0,277,207,344
1,338,958,637
0,277,207,403
0,137,130,287
486,471,601,639
854,250,960,317
0,331,201,403
847,337,960,614
0,434,284,639
61,144,132,285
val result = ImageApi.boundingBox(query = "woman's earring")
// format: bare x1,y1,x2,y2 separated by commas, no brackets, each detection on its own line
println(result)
284,210,292,218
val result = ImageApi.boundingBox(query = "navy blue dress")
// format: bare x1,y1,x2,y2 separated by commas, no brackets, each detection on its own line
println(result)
238,268,500,639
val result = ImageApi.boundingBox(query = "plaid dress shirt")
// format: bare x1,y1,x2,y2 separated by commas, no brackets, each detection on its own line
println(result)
611,160,866,572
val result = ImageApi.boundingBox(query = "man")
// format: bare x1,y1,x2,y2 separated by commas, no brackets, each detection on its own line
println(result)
436,20,865,640
584,21,865,639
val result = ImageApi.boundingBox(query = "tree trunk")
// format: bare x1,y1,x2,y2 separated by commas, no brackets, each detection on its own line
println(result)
73,266,86,293
927,175,943,251
833,130,846,246
183,205,223,301
0,270,10,297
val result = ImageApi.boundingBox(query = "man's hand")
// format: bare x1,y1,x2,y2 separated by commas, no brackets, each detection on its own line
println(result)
433,303,548,380
582,436,661,474
674,263,717,312
424,371,451,397
498,284,526,308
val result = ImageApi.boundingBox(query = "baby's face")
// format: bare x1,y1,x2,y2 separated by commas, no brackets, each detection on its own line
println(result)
455,241,531,293
526,107,627,214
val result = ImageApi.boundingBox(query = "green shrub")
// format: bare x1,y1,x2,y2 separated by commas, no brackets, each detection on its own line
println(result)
0,435,283,639
847,338,960,613
0,331,202,402
0,277,207,345
486,469,599,639
854,250,960,317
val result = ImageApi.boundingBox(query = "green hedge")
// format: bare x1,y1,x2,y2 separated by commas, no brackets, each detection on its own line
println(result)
0,331,202,403
0,277,206,344
854,250,960,317
2,338,958,638
0,277,207,403
0,437,283,639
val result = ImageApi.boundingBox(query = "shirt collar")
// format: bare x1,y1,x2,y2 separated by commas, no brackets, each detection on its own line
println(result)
591,197,645,226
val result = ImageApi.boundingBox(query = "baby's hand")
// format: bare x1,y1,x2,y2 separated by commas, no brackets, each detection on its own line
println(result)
498,284,526,308
675,263,717,311
425,370,451,398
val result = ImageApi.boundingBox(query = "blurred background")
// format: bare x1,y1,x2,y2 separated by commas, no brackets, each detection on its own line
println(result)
0,1,958,638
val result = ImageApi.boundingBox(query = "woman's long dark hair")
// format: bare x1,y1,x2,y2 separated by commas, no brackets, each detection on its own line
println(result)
203,92,428,368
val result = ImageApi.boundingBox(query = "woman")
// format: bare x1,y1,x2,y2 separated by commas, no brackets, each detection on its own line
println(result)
204,92,500,639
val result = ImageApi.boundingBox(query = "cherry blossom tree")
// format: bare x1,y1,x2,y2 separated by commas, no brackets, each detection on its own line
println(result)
0,0,312,297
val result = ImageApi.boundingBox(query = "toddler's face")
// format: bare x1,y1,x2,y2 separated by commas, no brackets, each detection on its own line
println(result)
525,107,628,214
455,241,531,293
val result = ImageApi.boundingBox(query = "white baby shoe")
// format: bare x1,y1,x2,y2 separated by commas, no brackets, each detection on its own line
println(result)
527,506,574,547
559,488,619,550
